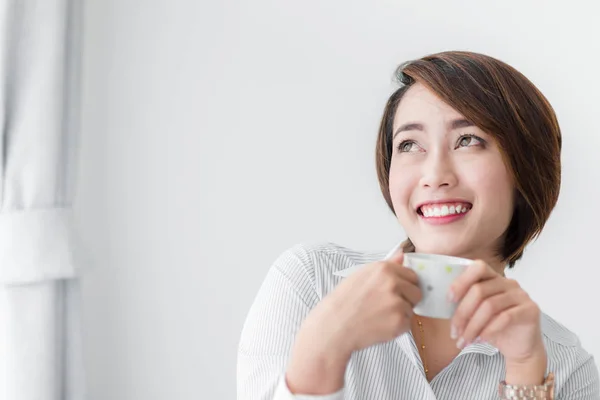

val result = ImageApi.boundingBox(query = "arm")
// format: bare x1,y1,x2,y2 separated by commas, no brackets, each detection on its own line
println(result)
237,245,347,400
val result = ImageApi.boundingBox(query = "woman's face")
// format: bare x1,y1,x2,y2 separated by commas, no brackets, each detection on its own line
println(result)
389,83,514,262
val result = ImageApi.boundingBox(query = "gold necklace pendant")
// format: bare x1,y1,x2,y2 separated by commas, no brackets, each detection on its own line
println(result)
416,316,429,379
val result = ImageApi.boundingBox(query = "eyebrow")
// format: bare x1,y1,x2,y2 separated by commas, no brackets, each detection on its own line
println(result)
392,118,475,140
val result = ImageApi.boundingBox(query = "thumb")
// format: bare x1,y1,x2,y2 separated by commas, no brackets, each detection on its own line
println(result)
387,248,404,265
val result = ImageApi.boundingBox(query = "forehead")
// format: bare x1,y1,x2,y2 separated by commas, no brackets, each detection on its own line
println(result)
393,83,464,127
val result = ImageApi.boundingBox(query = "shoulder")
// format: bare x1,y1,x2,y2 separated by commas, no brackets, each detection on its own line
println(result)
272,241,385,273
540,313,600,395
271,241,386,298
540,313,599,388
541,313,582,348
541,313,589,362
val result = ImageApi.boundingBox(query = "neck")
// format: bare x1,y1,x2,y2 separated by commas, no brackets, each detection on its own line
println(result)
412,314,453,338
462,250,506,275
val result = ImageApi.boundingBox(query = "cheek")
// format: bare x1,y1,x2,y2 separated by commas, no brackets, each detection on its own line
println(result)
388,162,419,215
468,162,514,221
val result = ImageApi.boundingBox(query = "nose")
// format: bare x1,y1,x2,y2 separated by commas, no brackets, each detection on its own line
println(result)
419,150,458,189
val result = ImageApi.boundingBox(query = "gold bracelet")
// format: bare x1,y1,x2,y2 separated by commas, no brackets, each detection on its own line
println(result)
498,372,555,400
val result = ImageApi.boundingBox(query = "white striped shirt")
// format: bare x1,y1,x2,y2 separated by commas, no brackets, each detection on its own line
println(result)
237,242,600,399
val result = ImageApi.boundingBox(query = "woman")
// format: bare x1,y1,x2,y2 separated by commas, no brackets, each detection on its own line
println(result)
237,51,600,399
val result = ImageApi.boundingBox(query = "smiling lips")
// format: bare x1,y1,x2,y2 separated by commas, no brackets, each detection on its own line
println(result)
417,202,472,224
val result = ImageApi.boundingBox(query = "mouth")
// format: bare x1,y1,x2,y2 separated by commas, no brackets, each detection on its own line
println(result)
416,202,472,219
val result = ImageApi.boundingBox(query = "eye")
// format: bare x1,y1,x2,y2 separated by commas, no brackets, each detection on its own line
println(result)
396,140,421,153
456,134,484,148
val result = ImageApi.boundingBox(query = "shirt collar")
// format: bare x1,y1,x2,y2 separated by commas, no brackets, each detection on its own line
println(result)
460,341,499,356
397,331,499,362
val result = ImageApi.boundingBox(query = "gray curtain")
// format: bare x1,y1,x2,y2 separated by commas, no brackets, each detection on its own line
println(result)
0,0,85,399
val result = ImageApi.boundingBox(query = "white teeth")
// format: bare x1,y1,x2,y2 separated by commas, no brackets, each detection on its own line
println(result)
420,203,471,217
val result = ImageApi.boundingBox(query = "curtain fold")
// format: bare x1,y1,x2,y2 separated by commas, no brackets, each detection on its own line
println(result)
0,0,85,399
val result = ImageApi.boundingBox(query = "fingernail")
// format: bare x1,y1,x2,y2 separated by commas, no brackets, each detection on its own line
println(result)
456,337,465,349
447,290,455,303
450,325,458,340
474,336,482,344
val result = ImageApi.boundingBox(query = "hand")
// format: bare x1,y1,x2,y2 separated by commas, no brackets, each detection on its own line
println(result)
448,260,546,367
286,250,422,395
323,250,423,353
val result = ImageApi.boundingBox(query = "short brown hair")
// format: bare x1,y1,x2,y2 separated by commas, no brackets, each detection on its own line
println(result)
375,51,562,268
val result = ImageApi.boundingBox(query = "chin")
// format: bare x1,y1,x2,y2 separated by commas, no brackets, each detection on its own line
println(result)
411,238,470,258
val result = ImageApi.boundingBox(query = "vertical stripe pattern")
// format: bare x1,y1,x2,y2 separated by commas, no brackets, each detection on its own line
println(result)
237,242,600,399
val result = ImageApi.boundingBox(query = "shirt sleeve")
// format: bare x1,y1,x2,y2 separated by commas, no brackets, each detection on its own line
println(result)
236,244,346,400
557,354,600,399
273,376,344,400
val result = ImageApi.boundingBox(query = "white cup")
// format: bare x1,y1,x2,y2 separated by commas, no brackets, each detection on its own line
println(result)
403,253,472,319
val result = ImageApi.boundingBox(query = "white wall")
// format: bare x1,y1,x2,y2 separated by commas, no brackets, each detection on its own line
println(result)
75,0,600,399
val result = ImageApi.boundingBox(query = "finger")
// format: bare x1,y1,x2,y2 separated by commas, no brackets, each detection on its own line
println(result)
395,264,419,285
479,301,540,344
386,249,421,284
451,278,516,338
448,260,498,303
399,298,414,321
387,248,404,265
456,291,522,348
397,279,422,307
